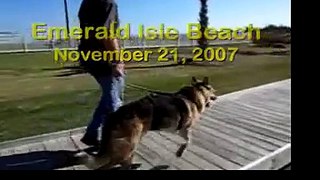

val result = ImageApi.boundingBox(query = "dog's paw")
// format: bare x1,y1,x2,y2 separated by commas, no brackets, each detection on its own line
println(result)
128,163,142,170
176,144,187,157
116,163,142,170
149,165,170,170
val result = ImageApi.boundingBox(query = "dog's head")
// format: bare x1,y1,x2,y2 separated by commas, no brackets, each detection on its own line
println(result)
191,76,218,108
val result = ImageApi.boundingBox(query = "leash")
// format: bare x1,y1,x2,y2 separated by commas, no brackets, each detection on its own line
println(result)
126,83,174,96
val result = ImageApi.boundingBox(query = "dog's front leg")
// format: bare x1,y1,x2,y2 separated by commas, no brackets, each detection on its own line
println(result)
176,128,192,157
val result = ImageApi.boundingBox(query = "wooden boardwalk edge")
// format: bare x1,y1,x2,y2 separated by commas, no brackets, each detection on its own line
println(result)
0,128,86,150
239,143,291,170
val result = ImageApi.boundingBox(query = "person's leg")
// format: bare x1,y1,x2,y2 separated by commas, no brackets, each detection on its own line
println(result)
81,75,125,146
97,75,125,154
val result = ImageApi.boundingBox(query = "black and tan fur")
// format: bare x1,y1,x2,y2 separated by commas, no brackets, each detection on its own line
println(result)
75,76,218,170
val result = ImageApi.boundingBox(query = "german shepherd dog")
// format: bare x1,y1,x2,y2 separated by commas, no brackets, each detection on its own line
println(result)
74,77,218,170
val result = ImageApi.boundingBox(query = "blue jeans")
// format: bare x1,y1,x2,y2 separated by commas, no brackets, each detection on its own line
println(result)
84,75,125,140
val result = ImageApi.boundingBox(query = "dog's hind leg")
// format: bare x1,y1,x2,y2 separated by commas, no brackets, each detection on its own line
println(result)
176,128,192,157
119,154,133,168
119,155,142,170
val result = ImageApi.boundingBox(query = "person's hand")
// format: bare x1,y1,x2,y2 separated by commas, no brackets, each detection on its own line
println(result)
112,63,125,77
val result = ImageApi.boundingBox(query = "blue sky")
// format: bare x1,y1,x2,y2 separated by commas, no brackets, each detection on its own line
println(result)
0,0,291,40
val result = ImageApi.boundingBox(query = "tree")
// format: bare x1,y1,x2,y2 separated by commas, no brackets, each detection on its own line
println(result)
198,0,209,51
184,0,209,64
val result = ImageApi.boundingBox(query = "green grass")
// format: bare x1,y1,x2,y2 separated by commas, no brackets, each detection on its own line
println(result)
0,45,291,142
0,87,146,141
0,52,58,73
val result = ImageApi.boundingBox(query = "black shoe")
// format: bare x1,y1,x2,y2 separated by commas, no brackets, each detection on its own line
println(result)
84,146,100,156
80,135,99,147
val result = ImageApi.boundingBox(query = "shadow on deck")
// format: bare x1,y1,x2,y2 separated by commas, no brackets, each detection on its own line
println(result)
0,150,80,170
0,149,169,170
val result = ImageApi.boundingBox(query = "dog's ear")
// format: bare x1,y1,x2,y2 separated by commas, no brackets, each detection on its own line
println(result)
191,76,198,86
203,77,209,85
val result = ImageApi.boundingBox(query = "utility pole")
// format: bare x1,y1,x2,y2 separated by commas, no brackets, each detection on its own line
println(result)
63,0,71,47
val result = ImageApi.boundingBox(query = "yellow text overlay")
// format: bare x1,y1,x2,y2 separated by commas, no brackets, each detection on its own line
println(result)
32,23,260,41
53,47,239,64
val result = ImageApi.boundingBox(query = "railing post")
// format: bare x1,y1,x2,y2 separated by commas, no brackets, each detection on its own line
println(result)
22,35,28,52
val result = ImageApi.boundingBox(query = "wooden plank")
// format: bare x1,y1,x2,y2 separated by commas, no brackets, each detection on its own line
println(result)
231,89,290,104
191,130,253,166
196,125,270,156
136,143,178,170
229,101,291,123
2,145,29,155
208,102,291,127
200,116,286,147
43,137,78,151
239,144,291,170
262,92,289,105
73,165,89,170
136,144,169,166
56,147,154,171
27,143,47,153
70,134,88,151
68,153,153,170
215,102,291,131
207,107,291,136
132,151,154,170
141,135,200,170
213,101,291,127
199,119,280,152
148,132,222,170
58,152,155,170
243,92,290,104
240,87,290,98
56,167,75,170
11,142,46,155
0,127,85,150
159,132,241,170
0,148,15,157
240,99,290,115
204,110,291,143
245,91,290,103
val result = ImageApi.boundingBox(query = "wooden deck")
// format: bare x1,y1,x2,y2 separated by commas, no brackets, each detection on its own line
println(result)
0,79,291,170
